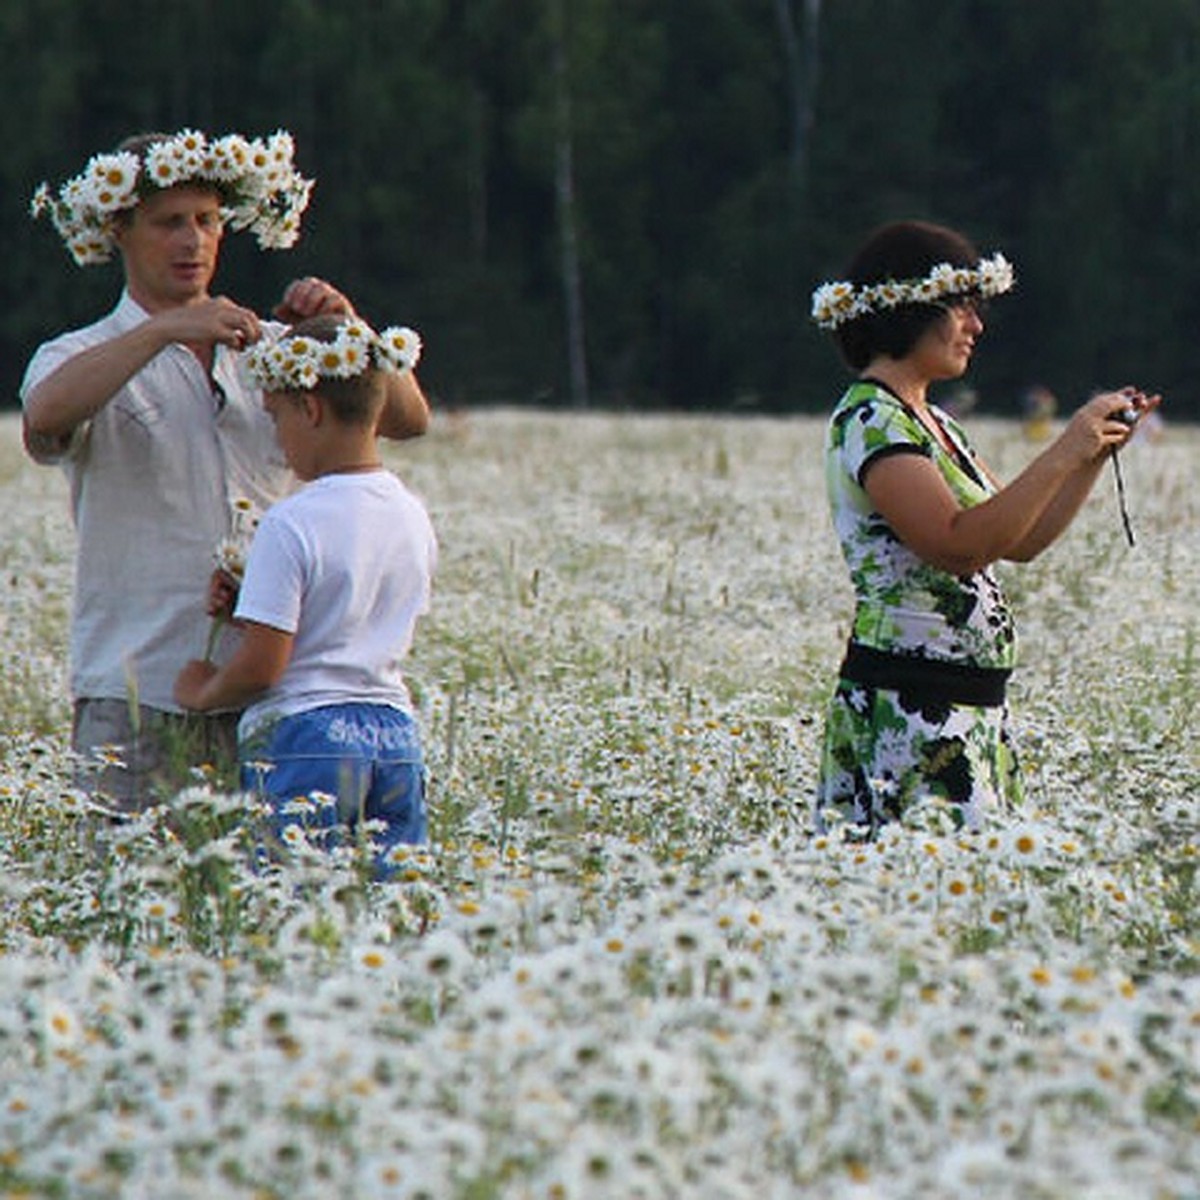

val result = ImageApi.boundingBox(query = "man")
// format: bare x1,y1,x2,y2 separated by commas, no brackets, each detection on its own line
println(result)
21,129,430,809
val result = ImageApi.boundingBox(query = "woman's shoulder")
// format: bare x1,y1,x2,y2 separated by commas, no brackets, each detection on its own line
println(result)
829,379,924,451
831,377,909,423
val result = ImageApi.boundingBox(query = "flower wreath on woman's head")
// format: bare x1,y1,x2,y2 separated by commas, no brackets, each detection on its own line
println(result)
30,128,314,266
244,319,423,393
811,253,1016,330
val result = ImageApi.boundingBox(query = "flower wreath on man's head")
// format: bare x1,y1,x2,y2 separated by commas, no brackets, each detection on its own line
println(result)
245,319,423,393
811,253,1016,330
30,128,314,267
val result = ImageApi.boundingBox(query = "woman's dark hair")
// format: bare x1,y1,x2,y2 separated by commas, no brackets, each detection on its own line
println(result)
832,220,982,371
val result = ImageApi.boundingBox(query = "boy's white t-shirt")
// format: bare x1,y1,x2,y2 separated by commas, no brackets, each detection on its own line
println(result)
234,469,437,739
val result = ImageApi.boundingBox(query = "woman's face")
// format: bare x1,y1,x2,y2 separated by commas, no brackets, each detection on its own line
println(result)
909,299,985,382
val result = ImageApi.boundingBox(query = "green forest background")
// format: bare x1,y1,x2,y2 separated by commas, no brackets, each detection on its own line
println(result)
3,0,1199,418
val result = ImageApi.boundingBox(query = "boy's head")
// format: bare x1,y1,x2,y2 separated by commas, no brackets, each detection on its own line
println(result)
246,314,423,427
246,315,422,479
276,314,387,427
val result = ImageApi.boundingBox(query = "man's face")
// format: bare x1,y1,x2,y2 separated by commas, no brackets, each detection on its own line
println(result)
114,184,224,311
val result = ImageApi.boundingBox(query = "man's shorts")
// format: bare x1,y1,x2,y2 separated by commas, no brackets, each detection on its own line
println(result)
73,698,240,811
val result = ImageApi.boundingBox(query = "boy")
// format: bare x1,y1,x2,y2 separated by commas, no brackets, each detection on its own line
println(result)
174,314,435,875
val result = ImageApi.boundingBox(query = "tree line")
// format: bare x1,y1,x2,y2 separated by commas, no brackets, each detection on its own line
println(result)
3,0,1199,418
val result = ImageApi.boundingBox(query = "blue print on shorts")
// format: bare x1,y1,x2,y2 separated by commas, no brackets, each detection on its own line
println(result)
324,711,421,754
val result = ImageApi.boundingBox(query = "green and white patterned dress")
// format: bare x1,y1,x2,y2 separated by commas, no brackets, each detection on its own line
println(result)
817,378,1022,832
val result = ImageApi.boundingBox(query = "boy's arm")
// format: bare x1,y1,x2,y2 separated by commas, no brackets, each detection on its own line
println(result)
174,621,294,712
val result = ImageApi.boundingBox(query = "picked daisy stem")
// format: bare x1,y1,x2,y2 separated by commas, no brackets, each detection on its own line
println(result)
203,613,227,663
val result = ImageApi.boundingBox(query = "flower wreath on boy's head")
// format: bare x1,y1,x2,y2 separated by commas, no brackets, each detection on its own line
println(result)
810,253,1016,330
30,128,315,266
245,319,423,393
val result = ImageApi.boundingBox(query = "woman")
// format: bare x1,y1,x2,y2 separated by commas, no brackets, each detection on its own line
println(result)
812,219,1158,834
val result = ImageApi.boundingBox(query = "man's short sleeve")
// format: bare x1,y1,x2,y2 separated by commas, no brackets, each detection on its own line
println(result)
19,340,90,464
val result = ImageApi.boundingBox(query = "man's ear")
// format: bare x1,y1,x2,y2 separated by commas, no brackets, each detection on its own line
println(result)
111,208,136,251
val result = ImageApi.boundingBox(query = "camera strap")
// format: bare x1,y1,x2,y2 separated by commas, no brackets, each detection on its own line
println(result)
1111,447,1136,548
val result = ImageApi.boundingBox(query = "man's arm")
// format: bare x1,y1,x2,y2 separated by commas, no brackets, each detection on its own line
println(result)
23,296,262,449
23,321,174,455
377,370,431,440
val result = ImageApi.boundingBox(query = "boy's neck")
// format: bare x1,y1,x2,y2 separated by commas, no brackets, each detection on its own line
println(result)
323,462,383,475
308,427,383,479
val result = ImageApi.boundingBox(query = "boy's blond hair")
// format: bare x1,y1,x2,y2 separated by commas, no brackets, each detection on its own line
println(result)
282,314,386,427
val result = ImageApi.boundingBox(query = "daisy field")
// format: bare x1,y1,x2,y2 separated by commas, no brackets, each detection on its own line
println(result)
0,407,1196,1199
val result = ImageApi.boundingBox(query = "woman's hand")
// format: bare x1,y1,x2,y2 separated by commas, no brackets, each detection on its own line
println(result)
1057,389,1161,466
1114,387,1163,434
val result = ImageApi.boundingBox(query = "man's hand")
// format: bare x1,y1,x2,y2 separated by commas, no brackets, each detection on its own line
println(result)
273,277,355,324
157,296,262,350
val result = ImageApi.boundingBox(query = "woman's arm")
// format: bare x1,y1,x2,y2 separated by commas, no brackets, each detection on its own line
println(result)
174,621,294,713
1000,459,1107,561
865,391,1146,574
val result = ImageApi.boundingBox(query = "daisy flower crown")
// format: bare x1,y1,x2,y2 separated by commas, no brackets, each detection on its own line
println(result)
811,253,1016,330
245,319,423,393
30,128,315,267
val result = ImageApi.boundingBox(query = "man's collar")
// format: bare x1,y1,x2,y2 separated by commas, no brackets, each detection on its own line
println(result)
113,290,154,330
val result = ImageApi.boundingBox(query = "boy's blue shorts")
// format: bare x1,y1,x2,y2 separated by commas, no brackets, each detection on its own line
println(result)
241,703,427,874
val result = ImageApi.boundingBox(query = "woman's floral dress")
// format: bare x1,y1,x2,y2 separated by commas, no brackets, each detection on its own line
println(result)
817,379,1022,832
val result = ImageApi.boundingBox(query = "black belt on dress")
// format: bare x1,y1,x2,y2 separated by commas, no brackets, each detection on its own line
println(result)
838,642,1011,708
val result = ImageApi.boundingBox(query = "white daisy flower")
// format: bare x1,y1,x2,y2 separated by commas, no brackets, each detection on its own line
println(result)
811,249,1017,328
144,141,185,188
377,326,423,372
29,182,53,218
246,320,423,392
31,126,315,265
43,998,81,1049
87,152,140,211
